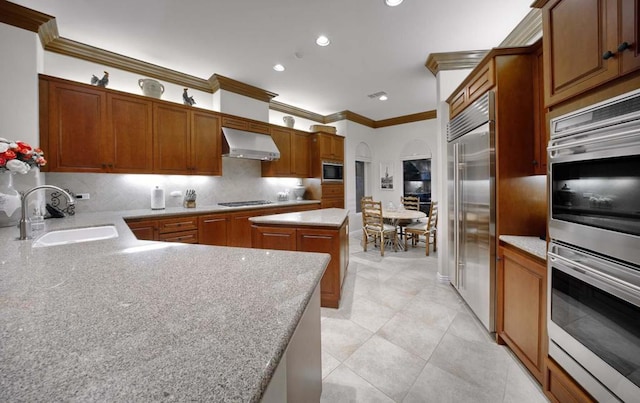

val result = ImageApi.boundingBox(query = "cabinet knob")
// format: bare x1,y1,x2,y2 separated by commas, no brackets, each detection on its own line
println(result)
617,42,631,52
602,50,615,60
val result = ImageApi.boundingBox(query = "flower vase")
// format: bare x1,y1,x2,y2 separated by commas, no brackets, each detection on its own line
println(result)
0,172,22,227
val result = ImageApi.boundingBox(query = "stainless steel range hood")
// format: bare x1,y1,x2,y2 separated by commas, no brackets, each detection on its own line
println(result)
221,127,280,161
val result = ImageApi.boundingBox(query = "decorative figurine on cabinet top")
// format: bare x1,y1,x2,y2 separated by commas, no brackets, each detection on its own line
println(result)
183,88,196,106
90,71,109,87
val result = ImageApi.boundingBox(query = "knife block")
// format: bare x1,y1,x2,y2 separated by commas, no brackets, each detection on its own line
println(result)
183,200,196,208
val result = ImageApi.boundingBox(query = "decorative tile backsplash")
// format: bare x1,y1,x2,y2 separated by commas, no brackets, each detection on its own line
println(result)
45,159,304,213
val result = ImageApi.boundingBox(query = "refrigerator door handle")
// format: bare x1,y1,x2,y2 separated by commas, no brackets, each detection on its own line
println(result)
454,143,462,289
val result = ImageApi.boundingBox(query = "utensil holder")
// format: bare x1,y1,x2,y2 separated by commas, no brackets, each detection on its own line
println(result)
184,200,196,208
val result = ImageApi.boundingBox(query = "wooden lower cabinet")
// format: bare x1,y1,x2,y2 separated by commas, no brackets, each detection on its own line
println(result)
158,230,198,244
251,218,348,308
497,244,547,384
544,357,596,403
198,214,230,246
127,219,158,241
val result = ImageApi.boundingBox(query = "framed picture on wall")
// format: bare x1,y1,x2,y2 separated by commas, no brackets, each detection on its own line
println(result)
380,161,394,190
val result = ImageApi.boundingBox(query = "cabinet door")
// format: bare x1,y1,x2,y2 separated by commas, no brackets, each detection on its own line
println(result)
270,127,292,176
154,104,190,174
544,358,596,403
497,246,547,384
543,0,619,106
48,81,107,172
297,228,340,308
331,135,344,162
620,0,640,74
229,209,264,247
252,226,297,250
317,133,334,160
127,220,158,240
198,214,230,246
107,94,153,173
532,45,548,175
291,131,310,177
191,111,222,175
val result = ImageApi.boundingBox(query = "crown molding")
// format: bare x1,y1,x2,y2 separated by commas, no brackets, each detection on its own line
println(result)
374,110,437,128
425,50,489,76
0,0,54,33
209,74,278,103
45,37,212,93
269,100,325,123
325,110,376,128
530,0,549,8
499,8,542,47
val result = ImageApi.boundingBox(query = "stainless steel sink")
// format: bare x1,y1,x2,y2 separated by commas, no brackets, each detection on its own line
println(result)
32,225,119,248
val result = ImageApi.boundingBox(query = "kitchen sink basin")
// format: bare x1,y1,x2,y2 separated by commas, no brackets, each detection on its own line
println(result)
32,225,119,248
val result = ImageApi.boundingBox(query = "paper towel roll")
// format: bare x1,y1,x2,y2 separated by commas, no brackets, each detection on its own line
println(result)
151,186,165,210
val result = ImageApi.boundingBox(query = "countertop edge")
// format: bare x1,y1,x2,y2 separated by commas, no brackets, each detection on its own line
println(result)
499,235,547,261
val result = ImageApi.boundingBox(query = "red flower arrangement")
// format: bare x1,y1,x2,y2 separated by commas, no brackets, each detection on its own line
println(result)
0,138,46,174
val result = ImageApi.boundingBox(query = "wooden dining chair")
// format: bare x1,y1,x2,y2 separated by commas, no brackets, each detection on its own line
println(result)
397,196,420,239
361,199,397,256
404,201,438,255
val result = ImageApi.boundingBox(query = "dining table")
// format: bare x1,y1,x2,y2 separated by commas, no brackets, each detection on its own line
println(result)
382,208,427,250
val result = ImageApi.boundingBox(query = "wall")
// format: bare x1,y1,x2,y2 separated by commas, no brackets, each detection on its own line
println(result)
217,89,268,121
0,22,44,211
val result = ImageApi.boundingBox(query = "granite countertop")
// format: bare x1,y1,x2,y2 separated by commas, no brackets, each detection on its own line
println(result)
250,208,349,227
499,235,547,260
0,207,329,402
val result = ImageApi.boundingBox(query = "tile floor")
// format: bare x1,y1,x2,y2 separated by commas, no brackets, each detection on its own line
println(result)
320,234,548,402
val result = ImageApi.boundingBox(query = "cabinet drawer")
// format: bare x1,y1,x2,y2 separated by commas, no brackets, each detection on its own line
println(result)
322,184,344,198
221,116,249,130
321,199,344,209
449,89,466,118
158,216,198,233
158,230,198,243
248,121,270,134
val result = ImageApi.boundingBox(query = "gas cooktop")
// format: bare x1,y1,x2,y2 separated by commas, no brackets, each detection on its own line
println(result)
218,200,273,207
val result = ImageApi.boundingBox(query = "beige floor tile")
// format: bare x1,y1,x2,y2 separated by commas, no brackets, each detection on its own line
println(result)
400,298,458,331
321,364,395,403
414,283,468,312
344,335,426,402
321,317,373,361
428,332,510,402
364,283,415,311
502,358,548,403
404,363,503,403
339,295,397,333
377,312,446,361
322,349,341,379
447,311,495,344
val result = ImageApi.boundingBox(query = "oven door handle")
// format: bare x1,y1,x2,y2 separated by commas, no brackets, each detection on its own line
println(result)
548,251,640,295
548,127,640,158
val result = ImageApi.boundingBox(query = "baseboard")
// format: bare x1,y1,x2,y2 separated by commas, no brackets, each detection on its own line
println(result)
436,271,450,283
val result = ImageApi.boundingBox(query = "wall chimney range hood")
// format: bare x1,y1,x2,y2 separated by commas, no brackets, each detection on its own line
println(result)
221,127,280,161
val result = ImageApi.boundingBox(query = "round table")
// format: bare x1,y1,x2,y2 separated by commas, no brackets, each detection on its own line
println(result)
382,209,426,250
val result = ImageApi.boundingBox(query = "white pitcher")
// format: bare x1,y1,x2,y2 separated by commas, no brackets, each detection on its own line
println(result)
138,78,165,99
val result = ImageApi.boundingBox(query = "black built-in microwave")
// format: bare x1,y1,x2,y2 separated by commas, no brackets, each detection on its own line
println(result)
322,162,343,182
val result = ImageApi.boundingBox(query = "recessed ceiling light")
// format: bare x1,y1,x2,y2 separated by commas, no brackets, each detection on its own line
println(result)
385,0,404,6
316,35,330,47
379,94,388,101
273,64,285,72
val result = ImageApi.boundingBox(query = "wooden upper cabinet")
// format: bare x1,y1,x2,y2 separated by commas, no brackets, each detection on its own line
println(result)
291,131,310,177
46,80,107,172
107,94,153,173
261,128,310,178
448,59,495,119
315,132,344,162
191,111,222,176
541,0,640,106
620,0,640,74
153,103,191,174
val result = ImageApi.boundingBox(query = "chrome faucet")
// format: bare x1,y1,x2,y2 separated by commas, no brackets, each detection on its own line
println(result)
19,185,75,240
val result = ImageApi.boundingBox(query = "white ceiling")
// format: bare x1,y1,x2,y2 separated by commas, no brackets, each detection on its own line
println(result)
14,0,533,121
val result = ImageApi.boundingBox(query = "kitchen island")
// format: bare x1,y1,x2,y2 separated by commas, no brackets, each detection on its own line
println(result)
250,208,349,308
0,209,329,402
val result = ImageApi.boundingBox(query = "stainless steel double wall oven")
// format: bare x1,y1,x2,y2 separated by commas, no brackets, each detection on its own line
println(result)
547,89,640,402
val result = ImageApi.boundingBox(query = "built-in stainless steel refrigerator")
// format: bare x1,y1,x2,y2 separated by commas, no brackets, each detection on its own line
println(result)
447,91,496,333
